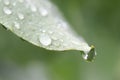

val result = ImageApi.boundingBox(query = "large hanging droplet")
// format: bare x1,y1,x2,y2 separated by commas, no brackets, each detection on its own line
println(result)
81,45,96,62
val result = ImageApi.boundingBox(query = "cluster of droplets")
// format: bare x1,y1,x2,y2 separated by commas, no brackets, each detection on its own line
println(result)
2,0,23,29
38,28,65,47
2,0,74,49
2,0,52,47
2,0,49,30
2,0,68,48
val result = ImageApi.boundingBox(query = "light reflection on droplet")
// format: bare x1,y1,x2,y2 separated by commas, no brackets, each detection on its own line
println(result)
39,7,48,17
39,33,52,46
3,7,12,15
14,22,20,29
18,13,24,20
12,2,16,6
82,54,88,60
31,5,37,12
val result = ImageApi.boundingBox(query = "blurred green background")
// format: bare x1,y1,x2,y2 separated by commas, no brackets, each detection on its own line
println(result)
0,0,120,80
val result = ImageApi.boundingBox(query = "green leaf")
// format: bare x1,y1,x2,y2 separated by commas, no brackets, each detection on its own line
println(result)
0,0,96,61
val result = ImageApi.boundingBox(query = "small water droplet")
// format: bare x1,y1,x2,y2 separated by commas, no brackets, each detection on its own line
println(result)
4,0,10,5
39,33,52,46
18,13,24,20
42,30,46,33
57,20,69,30
48,31,53,34
31,5,37,12
39,7,48,16
14,22,20,29
3,7,12,15
12,2,16,6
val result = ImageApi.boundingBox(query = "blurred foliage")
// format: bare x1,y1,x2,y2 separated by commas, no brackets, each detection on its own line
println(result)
0,0,120,80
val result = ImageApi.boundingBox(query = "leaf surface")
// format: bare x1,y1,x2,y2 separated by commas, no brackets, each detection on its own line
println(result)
0,0,96,61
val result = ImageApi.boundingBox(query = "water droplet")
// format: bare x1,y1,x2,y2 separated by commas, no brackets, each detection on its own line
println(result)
82,45,96,62
12,2,16,6
14,22,20,29
3,7,12,15
48,31,53,34
39,7,48,16
42,30,46,33
39,33,52,46
18,13,24,20
4,0,10,5
57,20,69,30
31,5,37,12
